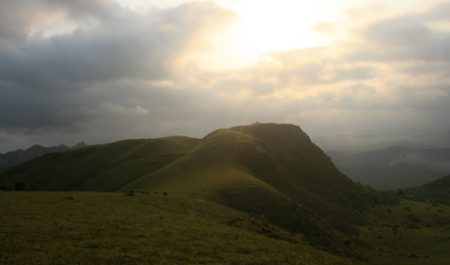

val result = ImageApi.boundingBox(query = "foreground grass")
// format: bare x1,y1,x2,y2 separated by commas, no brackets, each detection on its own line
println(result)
357,199,450,265
0,192,362,265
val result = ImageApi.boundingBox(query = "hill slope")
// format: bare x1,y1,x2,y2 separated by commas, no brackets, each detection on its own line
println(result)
407,174,450,204
125,124,383,232
0,137,199,191
0,192,364,265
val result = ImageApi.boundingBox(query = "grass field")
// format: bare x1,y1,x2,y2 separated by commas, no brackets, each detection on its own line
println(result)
357,199,450,265
0,191,363,265
1,192,450,265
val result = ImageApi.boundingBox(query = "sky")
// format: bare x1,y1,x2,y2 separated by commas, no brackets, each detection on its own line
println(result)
1,0,450,152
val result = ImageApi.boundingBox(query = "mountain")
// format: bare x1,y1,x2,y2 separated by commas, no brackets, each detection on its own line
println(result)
407,174,450,204
329,146,450,190
0,144,71,172
0,123,390,250
72,141,88,149
124,124,385,231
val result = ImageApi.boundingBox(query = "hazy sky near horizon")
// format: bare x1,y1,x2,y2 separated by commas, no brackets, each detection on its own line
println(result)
1,0,450,152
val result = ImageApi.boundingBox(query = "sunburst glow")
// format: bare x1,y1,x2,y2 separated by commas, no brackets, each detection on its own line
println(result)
206,0,343,68
229,1,326,53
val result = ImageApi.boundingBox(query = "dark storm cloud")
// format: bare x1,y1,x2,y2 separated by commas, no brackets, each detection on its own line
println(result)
0,0,235,133
0,1,234,84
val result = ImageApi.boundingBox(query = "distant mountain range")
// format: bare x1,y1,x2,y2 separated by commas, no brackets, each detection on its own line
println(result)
0,142,87,172
328,146,450,190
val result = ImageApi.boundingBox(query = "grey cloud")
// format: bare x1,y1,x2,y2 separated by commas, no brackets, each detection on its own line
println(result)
425,1,450,21
0,1,234,85
353,14,450,62
365,16,431,46
0,0,235,132
334,66,374,80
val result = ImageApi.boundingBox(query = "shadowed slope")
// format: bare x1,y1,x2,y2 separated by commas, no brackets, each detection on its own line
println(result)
0,144,70,172
0,137,199,191
228,124,380,226
407,174,450,204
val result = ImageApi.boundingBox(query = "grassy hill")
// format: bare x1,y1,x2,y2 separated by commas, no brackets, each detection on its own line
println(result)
357,199,450,265
125,124,386,233
2,191,450,265
0,123,393,252
407,174,450,204
0,191,364,265
1,123,450,264
0,136,199,191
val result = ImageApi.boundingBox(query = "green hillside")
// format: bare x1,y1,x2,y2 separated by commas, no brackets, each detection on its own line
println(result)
2,191,450,265
125,124,386,235
0,123,394,252
357,199,450,265
1,123,450,264
407,174,450,204
0,136,199,191
0,192,364,265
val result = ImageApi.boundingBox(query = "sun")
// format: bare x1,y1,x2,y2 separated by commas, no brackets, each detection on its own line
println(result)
214,1,333,63
114,0,339,69
236,1,321,50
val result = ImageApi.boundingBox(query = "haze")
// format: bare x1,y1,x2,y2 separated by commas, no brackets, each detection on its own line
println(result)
1,0,450,152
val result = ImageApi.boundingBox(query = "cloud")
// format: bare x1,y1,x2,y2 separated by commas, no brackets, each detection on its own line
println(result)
1,0,450,152
187,2,450,144
0,0,235,134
